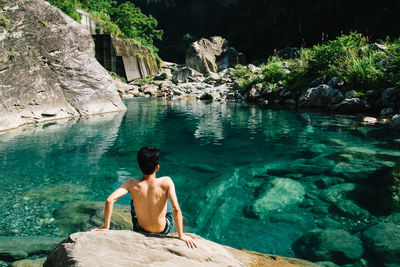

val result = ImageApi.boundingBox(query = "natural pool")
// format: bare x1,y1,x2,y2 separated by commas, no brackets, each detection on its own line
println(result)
0,98,399,264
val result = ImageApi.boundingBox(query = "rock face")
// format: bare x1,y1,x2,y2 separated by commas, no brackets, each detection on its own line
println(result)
0,0,126,132
44,231,318,267
292,229,363,265
185,36,244,75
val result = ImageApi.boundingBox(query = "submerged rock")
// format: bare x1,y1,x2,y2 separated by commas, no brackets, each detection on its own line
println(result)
53,201,132,235
44,231,318,267
362,223,400,266
0,0,126,131
23,184,91,204
332,199,369,219
0,236,62,261
251,178,305,217
293,229,363,265
10,257,46,267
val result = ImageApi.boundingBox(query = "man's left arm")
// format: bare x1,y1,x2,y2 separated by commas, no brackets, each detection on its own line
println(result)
89,180,130,231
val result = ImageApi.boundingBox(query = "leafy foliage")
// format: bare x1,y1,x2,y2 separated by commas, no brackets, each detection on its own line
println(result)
236,33,400,97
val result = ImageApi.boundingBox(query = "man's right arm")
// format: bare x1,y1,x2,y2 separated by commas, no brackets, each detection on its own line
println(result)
166,177,197,248
89,180,130,231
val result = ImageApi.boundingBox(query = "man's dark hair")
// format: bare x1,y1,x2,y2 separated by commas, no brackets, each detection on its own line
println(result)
137,146,160,174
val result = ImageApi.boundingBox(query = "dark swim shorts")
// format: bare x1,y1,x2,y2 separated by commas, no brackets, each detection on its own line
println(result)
130,199,173,235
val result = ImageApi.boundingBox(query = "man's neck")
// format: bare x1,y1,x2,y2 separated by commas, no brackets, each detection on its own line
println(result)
141,173,156,181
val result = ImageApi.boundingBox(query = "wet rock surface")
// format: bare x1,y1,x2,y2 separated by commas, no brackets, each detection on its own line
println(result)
0,0,126,131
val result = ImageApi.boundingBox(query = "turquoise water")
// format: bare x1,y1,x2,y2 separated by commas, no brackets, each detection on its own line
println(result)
0,98,399,259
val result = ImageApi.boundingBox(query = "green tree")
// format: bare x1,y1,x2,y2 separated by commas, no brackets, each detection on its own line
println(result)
111,2,163,47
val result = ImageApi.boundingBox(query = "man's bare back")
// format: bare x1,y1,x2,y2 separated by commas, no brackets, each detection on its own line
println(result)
90,146,197,248
128,176,171,233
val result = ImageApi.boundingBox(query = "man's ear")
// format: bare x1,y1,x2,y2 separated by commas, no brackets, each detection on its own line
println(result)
155,164,160,172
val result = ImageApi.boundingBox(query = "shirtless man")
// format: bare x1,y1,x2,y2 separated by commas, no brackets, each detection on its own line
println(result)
90,146,197,248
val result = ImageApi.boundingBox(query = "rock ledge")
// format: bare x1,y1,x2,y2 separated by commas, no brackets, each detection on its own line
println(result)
44,231,317,267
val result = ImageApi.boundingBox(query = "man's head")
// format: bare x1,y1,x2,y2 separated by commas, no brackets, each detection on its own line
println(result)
137,146,160,175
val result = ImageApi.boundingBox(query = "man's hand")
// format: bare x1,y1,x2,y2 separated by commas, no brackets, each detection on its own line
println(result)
179,234,198,249
88,225,109,232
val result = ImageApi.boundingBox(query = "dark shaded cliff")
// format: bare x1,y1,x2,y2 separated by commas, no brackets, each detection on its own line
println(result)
132,0,400,63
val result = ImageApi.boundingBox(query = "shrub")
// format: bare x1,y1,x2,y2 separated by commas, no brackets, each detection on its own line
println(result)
0,13,10,27
230,64,252,78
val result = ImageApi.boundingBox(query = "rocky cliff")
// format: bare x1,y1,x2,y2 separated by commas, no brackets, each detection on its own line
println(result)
0,0,126,132
44,231,318,267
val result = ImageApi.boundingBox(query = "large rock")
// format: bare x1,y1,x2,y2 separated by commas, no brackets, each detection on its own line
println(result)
362,222,400,266
293,229,363,265
330,98,369,114
185,36,244,75
172,67,204,83
0,0,126,131
44,231,317,267
299,85,345,108
274,47,300,59
379,87,400,109
390,114,400,129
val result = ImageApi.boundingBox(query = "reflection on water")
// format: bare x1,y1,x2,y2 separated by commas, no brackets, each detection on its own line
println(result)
0,98,399,263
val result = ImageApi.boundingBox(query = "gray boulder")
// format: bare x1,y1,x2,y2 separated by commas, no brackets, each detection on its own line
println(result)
379,87,400,108
390,114,400,129
200,92,222,101
309,77,325,88
185,36,244,75
172,67,204,83
381,107,394,116
362,223,400,266
299,85,345,108
327,77,344,88
275,47,300,59
331,98,369,113
293,229,363,265
44,231,318,267
0,0,126,131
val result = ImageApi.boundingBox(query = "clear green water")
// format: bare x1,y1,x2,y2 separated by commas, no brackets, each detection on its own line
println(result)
0,98,399,258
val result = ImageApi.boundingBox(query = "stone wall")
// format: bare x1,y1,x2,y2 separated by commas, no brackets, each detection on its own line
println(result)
77,9,159,82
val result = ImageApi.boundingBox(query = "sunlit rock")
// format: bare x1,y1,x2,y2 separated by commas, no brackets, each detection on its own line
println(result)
44,231,318,267
10,257,46,267
0,0,126,131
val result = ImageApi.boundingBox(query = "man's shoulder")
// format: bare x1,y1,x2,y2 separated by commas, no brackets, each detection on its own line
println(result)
158,176,173,185
125,178,141,185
